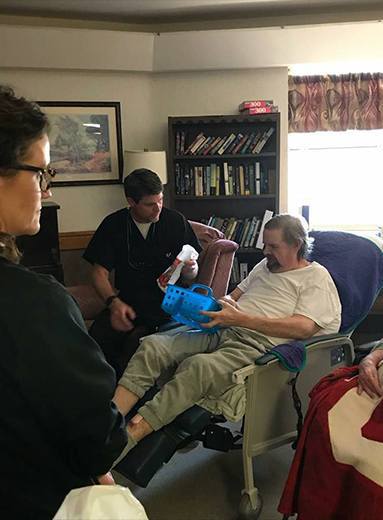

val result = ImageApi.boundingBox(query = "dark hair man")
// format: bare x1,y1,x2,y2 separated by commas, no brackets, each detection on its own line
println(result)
84,168,201,377
112,213,342,452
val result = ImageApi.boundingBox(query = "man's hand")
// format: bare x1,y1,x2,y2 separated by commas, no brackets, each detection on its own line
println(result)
97,472,115,485
357,349,383,398
181,259,198,280
201,300,245,329
109,298,136,332
219,295,239,309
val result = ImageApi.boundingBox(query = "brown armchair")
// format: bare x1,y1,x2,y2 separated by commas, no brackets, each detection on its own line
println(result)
67,221,238,322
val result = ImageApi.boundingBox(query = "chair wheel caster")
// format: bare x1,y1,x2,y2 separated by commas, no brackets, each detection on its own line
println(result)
238,492,263,519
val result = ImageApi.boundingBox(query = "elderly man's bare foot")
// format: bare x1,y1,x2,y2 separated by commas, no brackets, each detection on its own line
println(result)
127,414,153,443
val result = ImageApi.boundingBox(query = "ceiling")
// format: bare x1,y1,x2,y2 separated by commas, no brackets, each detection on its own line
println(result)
0,0,382,30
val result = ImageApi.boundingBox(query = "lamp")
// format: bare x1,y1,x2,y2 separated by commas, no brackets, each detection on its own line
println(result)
124,150,167,185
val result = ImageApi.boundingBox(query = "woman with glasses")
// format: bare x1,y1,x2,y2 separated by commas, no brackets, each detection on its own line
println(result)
0,86,129,519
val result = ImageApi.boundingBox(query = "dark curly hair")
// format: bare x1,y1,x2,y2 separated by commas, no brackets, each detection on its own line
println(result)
0,85,49,169
0,86,49,262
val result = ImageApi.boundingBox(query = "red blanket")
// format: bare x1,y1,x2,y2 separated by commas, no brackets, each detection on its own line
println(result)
279,366,383,520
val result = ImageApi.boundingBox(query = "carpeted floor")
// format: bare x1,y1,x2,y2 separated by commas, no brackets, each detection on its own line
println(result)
114,436,295,520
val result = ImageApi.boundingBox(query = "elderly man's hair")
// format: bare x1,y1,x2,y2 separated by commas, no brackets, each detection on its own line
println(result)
123,168,163,203
264,214,312,259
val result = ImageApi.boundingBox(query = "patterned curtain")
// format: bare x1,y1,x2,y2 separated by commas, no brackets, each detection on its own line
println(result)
288,73,383,132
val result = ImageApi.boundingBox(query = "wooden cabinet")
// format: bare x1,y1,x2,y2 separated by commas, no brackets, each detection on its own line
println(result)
17,201,64,283
168,114,280,275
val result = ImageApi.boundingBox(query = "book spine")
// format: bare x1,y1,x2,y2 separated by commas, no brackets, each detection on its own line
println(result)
202,136,221,156
223,162,230,196
217,133,236,155
190,135,208,155
255,162,261,195
185,132,204,155
226,133,244,154
253,127,275,154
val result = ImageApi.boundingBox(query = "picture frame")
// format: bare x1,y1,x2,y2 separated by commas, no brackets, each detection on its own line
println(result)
38,101,123,186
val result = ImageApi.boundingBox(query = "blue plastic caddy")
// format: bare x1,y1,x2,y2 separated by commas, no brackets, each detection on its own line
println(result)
161,283,221,333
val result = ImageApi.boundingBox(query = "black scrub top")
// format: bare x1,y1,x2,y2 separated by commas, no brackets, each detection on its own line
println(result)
84,207,201,326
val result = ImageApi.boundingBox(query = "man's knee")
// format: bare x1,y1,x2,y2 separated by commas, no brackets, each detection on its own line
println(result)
180,353,213,378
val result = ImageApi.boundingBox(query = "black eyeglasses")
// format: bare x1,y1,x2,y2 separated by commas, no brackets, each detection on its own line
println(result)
6,164,57,191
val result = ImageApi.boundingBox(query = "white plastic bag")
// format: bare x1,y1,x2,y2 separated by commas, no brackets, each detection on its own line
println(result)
157,244,199,292
53,485,149,520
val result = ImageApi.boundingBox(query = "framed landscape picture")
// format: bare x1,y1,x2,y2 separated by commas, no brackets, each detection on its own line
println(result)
38,101,123,186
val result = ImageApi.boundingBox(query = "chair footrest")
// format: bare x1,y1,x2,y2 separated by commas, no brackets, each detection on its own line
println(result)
115,406,213,487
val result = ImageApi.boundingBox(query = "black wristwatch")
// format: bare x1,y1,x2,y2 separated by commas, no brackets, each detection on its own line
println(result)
105,294,118,307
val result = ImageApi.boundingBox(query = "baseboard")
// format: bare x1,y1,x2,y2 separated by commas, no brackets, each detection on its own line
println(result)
59,231,94,251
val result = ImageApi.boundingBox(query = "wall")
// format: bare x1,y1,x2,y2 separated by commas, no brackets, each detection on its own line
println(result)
3,20,383,232
0,68,154,231
152,67,288,209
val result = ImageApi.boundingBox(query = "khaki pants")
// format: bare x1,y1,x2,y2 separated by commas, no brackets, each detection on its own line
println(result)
119,326,271,430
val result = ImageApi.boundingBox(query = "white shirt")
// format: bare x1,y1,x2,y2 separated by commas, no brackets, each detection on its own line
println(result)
132,219,151,239
236,258,342,346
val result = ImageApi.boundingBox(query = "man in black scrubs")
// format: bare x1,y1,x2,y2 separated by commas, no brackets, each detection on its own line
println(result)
84,168,201,377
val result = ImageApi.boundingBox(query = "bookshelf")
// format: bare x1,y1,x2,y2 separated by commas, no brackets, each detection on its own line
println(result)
167,114,280,284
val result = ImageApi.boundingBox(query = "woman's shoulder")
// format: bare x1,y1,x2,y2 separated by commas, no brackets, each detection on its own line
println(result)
1,260,71,304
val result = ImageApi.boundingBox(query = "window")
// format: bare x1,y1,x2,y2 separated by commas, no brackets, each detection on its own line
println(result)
288,129,383,234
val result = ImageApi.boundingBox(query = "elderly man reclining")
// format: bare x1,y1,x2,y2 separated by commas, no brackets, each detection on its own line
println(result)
113,214,342,451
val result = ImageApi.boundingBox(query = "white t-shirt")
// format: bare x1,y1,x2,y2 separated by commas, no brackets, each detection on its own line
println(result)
236,258,342,346
132,219,151,239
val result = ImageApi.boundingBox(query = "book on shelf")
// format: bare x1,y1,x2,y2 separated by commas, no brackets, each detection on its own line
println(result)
202,136,221,156
184,132,204,155
238,165,245,195
232,134,249,155
260,167,269,194
240,132,256,154
241,106,278,115
230,257,240,286
255,162,261,195
239,218,252,247
244,216,259,248
268,168,276,194
239,262,249,281
255,209,274,249
239,99,274,111
196,135,214,155
175,130,187,155
209,164,217,195
210,136,226,156
244,164,251,195
252,127,275,154
226,133,244,154
217,133,236,155
216,165,221,195
249,219,262,248
223,162,230,196
190,135,209,155
228,164,234,195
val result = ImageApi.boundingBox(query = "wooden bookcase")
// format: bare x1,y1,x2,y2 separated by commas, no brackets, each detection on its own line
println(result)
167,114,280,275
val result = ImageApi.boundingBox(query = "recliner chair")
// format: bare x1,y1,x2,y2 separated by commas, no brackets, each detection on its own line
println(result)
114,231,383,520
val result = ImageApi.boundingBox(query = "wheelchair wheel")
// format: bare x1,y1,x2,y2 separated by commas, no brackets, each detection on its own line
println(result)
238,492,263,520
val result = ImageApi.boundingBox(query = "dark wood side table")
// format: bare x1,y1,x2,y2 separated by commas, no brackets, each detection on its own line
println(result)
17,201,64,283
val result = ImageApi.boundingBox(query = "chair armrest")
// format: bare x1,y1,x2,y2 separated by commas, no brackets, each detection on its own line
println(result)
67,284,105,321
197,239,238,298
232,333,353,384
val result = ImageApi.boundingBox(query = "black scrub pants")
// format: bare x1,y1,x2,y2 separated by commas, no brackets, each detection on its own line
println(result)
89,309,156,379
